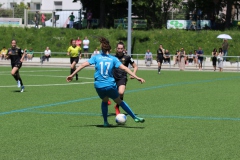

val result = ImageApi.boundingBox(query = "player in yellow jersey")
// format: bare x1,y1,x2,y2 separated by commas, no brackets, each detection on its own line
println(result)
67,39,82,80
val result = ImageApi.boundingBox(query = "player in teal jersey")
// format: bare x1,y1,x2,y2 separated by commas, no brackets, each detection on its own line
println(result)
67,37,145,127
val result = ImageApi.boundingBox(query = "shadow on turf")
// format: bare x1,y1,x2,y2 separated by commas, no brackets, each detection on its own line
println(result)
70,124,144,129
13,90,21,92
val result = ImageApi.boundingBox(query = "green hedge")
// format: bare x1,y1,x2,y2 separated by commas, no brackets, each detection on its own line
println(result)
0,27,239,59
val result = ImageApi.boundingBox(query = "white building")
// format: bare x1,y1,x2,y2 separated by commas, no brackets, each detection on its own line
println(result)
0,0,82,11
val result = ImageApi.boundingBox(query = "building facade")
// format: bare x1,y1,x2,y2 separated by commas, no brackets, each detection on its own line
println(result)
1,0,82,11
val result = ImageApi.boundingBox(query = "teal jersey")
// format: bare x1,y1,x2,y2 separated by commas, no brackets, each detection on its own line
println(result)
88,52,122,88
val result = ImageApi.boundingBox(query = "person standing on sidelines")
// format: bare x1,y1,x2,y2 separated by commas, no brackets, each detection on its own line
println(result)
197,47,204,71
6,40,26,92
110,42,138,115
156,44,165,74
222,39,229,61
66,37,145,127
67,39,82,80
83,36,90,58
68,12,75,28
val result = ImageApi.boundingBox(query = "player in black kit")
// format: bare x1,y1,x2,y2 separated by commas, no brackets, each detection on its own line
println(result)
6,40,26,92
156,44,165,74
111,42,138,115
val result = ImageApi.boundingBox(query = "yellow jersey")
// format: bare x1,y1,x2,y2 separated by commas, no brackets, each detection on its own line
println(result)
67,46,81,57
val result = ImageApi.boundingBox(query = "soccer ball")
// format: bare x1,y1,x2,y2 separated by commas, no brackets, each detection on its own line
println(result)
115,114,127,125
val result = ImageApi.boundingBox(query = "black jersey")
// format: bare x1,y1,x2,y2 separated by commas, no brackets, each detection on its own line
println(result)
7,47,24,64
113,53,134,80
157,48,164,59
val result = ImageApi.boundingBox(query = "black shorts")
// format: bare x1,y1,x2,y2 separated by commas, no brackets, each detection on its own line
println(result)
11,62,22,69
70,57,79,64
84,48,89,52
115,78,128,88
157,58,163,63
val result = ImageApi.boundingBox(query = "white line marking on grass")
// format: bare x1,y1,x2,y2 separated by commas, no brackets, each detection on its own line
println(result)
0,69,67,74
0,74,93,79
0,82,94,88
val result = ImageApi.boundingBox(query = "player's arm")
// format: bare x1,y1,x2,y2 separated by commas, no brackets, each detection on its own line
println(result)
20,49,27,62
130,62,138,79
66,61,90,82
119,64,145,84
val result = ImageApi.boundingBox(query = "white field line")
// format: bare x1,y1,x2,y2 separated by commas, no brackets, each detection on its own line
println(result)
0,69,68,74
0,74,94,79
0,82,94,88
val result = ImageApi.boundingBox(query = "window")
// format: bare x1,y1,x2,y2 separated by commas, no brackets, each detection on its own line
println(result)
54,1,62,10
36,3,41,10
10,3,17,8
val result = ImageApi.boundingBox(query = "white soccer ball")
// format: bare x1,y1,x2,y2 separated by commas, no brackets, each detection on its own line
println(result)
115,114,127,125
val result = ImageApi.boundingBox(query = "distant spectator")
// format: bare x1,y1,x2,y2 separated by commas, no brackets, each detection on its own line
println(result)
41,13,46,27
144,49,152,64
27,48,34,61
222,39,229,61
92,48,100,57
34,11,40,28
76,37,82,47
218,48,224,72
87,10,93,29
164,49,170,64
173,50,179,66
83,36,90,58
68,12,75,28
197,47,204,71
41,47,51,63
188,51,194,65
0,47,7,60
178,48,186,71
194,50,198,68
211,48,218,71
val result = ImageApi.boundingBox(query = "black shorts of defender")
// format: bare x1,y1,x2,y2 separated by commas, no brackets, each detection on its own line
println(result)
11,62,22,69
157,58,163,63
70,57,79,64
116,78,128,88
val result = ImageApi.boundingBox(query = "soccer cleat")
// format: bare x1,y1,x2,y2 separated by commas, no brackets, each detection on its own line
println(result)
115,105,120,115
107,100,111,105
134,117,145,123
103,122,110,127
20,86,25,92
17,80,21,88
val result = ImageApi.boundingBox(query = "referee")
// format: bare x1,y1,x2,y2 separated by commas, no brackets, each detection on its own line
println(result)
6,40,26,92
67,39,82,80
112,42,138,115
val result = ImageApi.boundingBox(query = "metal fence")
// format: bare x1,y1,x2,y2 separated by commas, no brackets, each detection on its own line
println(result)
16,52,239,72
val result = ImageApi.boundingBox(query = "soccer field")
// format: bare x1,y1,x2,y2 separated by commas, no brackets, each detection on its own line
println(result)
0,66,240,160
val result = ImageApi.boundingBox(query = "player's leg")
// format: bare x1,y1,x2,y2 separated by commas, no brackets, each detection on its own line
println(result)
95,87,110,127
11,64,24,92
113,97,145,123
115,84,126,115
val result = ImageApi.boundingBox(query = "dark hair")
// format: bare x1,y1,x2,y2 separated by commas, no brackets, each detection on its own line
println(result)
70,39,74,45
213,48,217,52
219,48,222,52
11,39,17,43
117,41,124,48
98,37,111,53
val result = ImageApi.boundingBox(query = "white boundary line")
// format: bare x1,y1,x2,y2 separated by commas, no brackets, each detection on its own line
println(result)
0,74,94,79
0,82,94,88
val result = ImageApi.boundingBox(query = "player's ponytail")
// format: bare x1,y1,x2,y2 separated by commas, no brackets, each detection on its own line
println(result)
98,37,111,53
